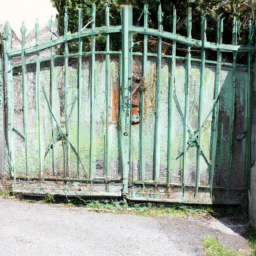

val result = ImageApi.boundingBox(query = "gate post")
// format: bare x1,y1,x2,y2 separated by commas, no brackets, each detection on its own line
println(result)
0,50,4,178
121,5,132,194
249,34,256,224
2,22,14,178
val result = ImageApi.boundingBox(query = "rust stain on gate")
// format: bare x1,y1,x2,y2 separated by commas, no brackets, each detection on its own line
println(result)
0,3,254,204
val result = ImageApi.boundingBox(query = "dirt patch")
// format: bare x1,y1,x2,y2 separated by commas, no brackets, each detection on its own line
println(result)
158,215,251,255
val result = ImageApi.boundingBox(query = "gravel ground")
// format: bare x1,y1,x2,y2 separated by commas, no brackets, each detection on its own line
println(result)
0,200,251,256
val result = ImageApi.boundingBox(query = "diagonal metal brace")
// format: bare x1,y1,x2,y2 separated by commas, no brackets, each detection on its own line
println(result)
197,96,220,134
43,86,88,178
173,89,193,136
67,93,78,124
173,88,213,166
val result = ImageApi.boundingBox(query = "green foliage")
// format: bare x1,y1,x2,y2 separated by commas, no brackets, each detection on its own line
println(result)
51,0,123,52
75,200,211,217
202,235,246,256
43,193,55,204
50,0,254,32
24,199,36,203
0,189,13,199
50,0,254,60
15,193,246,219
245,225,256,255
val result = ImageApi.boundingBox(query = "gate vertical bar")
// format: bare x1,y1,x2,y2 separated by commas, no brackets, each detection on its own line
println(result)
50,18,56,177
21,23,28,176
105,5,110,179
128,7,133,184
195,15,207,195
154,4,163,183
64,10,69,178
139,3,148,184
227,17,237,196
0,53,4,178
35,20,43,178
119,53,122,178
77,9,83,177
182,8,192,196
210,18,224,197
167,6,176,184
3,22,14,177
90,4,96,179
121,5,132,193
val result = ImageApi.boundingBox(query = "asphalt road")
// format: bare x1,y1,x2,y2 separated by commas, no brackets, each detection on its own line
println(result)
0,200,251,256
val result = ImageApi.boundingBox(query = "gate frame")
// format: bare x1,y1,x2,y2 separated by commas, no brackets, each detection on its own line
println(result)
1,3,254,204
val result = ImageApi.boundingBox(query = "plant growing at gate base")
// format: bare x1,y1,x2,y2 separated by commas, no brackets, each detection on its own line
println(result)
244,225,256,255
0,189,13,199
44,193,55,203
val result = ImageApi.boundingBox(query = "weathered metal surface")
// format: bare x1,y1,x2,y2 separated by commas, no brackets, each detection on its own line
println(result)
183,7,192,196
167,6,176,185
0,53,4,177
209,18,224,197
35,20,43,179
1,4,252,204
130,55,248,203
11,56,121,180
13,180,122,197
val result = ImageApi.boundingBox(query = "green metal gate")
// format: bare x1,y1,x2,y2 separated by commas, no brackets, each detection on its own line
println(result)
1,3,253,204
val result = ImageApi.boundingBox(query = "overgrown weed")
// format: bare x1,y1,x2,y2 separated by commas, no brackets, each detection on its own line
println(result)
0,189,14,199
202,235,247,256
40,196,234,217
24,199,36,203
84,202,209,217
16,194,246,219
43,193,55,204
4,191,244,222
244,225,256,255
60,198,211,217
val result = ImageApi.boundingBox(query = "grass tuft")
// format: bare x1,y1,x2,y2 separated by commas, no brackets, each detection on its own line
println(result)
0,189,14,199
244,225,256,255
43,194,55,204
202,235,247,256
12,194,246,219
84,201,209,217
24,199,36,203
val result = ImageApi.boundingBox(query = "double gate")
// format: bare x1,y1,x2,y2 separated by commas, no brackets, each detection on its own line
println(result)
1,4,254,204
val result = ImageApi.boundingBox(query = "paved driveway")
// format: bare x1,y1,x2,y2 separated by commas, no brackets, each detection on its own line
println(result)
0,200,251,256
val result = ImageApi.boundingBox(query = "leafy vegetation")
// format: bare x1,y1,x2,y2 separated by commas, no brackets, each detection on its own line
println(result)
202,235,246,256
50,0,256,57
43,195,209,216
24,199,36,203
245,225,256,255
0,190,245,219
0,189,14,199
43,193,55,203
33,195,245,218
83,201,210,216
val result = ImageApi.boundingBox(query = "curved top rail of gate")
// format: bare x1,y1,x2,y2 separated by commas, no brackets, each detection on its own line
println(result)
4,3,255,58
